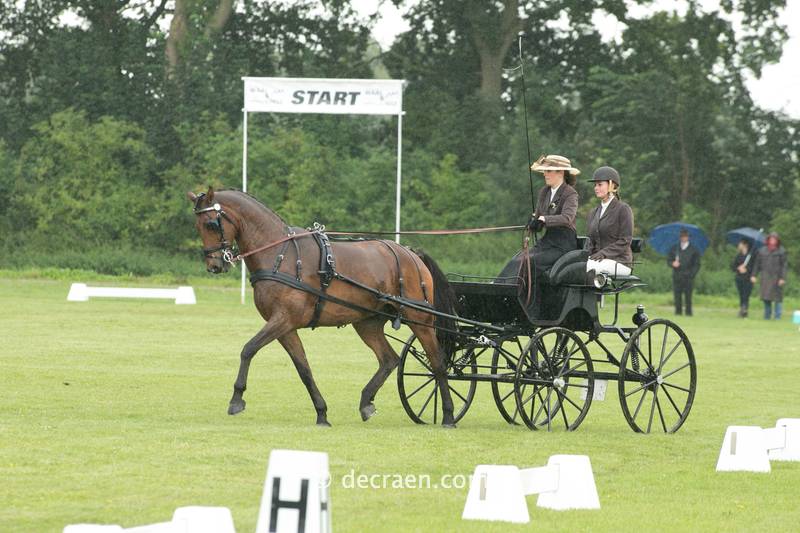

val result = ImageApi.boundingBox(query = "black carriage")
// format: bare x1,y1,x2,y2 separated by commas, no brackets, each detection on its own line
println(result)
396,238,697,433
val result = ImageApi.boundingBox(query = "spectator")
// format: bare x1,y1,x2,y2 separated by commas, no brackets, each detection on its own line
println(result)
750,232,788,320
731,239,755,317
667,228,701,316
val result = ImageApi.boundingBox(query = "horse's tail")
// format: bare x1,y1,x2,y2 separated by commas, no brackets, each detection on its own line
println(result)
415,250,458,360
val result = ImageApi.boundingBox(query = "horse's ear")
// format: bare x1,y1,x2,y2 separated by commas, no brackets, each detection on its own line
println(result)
206,186,215,203
187,191,197,202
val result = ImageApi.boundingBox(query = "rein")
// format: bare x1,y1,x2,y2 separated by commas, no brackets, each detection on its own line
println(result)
226,224,527,264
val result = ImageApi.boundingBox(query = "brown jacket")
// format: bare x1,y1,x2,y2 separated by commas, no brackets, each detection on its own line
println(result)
535,183,578,231
585,197,634,264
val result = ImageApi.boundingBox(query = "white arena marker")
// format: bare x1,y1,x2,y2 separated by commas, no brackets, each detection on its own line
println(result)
535,455,601,511
716,426,771,473
67,283,196,305
256,449,331,533
63,526,123,533
768,418,800,461
171,506,236,533
122,522,177,532
462,465,530,524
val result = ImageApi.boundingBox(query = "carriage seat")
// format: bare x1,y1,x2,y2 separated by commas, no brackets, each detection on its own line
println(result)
548,238,645,286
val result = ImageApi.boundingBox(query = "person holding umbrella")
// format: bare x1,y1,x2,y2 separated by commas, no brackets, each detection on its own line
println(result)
750,232,788,320
667,228,701,316
731,239,755,317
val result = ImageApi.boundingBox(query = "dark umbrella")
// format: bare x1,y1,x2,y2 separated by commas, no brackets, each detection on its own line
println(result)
648,222,709,256
725,227,766,249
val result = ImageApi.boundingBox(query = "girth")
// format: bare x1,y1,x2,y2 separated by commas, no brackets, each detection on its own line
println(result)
307,230,337,329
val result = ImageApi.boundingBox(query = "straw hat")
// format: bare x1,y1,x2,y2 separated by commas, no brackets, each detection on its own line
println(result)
531,154,581,176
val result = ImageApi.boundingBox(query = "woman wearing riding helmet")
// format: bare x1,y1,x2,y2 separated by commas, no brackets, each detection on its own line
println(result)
584,166,634,278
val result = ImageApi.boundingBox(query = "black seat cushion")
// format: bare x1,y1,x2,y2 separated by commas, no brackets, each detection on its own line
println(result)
547,250,589,282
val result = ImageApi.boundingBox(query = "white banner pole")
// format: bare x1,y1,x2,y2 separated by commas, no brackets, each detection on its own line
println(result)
241,110,248,305
395,112,403,244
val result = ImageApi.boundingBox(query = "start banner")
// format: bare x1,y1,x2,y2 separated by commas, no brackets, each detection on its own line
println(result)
243,77,404,115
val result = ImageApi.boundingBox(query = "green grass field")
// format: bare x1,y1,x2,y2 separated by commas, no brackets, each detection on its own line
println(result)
2,275,800,532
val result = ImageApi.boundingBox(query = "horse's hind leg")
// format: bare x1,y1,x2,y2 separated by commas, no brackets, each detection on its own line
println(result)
278,330,330,427
229,320,290,415
353,317,401,421
409,325,456,428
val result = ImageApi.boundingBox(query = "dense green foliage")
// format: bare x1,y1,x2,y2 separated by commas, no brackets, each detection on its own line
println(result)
1,0,798,285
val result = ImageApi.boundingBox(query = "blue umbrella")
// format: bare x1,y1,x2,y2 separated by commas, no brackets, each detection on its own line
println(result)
648,222,709,256
725,227,765,249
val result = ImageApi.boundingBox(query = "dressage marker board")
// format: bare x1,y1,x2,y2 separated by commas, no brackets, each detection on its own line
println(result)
67,283,196,305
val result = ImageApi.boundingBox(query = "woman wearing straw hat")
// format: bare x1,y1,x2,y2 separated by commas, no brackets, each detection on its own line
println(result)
496,154,579,284
526,154,581,274
585,166,634,279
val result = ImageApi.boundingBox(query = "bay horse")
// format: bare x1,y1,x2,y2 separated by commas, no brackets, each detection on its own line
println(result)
187,187,459,427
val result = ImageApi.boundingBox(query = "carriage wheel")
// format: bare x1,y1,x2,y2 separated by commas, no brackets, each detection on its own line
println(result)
513,327,594,431
397,334,478,425
618,319,697,433
490,335,531,425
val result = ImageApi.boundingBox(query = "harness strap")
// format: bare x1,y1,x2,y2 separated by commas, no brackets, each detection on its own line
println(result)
247,270,506,334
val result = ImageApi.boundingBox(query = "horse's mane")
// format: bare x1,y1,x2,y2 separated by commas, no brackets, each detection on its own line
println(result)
217,188,288,225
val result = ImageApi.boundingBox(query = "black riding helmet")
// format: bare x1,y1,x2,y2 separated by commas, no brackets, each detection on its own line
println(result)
587,166,620,185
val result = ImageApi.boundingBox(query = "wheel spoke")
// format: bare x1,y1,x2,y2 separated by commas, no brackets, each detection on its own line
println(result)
409,348,432,371
661,384,686,417
555,388,571,429
415,387,436,419
624,379,657,398
406,376,436,400
631,388,648,421
658,324,669,371
433,387,438,425
646,387,657,433
655,390,667,432
658,338,685,373
557,387,584,412
560,358,587,377
660,361,692,381
662,381,692,394
532,387,549,424
448,384,469,404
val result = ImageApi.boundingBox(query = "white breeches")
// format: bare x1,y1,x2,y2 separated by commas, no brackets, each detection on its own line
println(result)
586,258,632,277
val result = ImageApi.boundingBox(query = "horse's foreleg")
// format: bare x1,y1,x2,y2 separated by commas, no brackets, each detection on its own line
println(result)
278,331,331,427
353,318,401,421
229,321,287,415
411,325,456,428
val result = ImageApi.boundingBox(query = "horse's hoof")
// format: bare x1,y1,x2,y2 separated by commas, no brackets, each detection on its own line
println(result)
360,403,377,421
442,422,457,429
228,400,246,415
317,420,332,428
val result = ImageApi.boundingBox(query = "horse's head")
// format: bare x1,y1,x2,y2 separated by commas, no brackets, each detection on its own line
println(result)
188,186,238,274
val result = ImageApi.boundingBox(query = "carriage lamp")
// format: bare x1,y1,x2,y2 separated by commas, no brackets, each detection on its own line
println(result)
592,272,608,289
632,305,649,327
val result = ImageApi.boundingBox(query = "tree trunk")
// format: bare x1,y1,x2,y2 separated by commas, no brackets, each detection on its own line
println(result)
465,0,521,102
165,0,235,77
165,0,188,77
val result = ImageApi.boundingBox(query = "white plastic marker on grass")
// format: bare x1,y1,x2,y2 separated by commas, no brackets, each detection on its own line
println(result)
463,455,600,523
256,449,331,533
67,283,196,304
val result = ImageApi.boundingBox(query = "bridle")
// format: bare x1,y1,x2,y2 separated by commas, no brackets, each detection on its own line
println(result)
193,195,238,264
